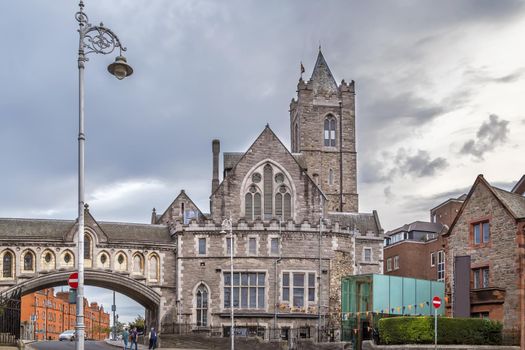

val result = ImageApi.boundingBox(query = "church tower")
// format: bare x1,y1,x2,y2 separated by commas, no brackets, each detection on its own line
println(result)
289,49,358,212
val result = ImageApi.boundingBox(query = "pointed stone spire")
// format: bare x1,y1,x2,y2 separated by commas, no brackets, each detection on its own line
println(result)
309,49,338,96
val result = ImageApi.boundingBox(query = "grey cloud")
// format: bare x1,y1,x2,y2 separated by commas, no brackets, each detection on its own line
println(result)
460,114,510,159
393,149,449,178
360,149,448,185
464,67,524,84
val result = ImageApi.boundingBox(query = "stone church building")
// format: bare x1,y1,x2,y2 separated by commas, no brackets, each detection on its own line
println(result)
153,50,384,338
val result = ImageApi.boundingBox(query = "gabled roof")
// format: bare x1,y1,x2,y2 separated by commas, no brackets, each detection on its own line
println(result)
511,174,525,195
211,125,327,200
309,49,339,96
157,189,205,224
444,175,525,236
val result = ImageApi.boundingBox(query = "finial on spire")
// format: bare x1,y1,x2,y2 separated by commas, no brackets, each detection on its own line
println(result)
319,43,322,53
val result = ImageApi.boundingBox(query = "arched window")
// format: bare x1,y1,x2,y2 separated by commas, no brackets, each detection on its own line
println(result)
275,186,292,220
84,234,91,260
23,251,34,272
2,251,13,278
294,123,299,152
243,163,294,221
263,164,273,219
99,252,110,269
149,255,159,281
133,254,144,275
196,284,208,327
324,115,336,147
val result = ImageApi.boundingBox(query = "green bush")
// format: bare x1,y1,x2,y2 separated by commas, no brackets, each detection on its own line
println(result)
378,316,502,345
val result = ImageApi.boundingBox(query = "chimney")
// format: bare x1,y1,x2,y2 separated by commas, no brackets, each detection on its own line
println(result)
212,139,220,194
151,208,157,224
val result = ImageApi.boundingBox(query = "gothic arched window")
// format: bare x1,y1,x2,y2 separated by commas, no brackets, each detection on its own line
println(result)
23,251,34,272
3,251,13,278
294,123,299,152
243,163,294,221
149,255,159,281
263,164,273,219
133,254,144,275
84,234,92,260
324,115,336,147
196,284,208,326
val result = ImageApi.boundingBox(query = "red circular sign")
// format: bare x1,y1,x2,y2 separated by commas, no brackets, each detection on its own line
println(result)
68,272,79,289
432,296,441,309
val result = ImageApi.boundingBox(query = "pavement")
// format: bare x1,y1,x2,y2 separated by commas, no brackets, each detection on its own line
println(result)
104,339,205,350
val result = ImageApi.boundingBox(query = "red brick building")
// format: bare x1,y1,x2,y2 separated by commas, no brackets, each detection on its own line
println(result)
384,221,445,281
444,175,525,342
21,288,110,340
430,194,466,228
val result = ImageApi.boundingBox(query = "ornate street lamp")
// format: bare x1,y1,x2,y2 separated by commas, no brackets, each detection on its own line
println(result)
221,217,234,350
74,2,132,350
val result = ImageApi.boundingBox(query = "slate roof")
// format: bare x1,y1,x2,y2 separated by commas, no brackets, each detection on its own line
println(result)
97,221,171,243
327,211,383,236
492,187,525,219
309,50,339,96
223,152,244,170
0,218,171,244
385,221,443,237
0,218,74,240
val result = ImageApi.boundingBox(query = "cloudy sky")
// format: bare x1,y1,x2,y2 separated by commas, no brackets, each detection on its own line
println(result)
3,0,525,322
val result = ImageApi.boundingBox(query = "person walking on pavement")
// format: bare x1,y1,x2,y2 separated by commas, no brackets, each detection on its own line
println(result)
121,328,130,350
148,327,158,349
130,327,139,350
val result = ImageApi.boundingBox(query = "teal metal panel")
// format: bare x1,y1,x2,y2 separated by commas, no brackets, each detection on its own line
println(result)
431,280,445,316
372,274,390,313
389,276,403,314
402,277,416,315
416,278,431,315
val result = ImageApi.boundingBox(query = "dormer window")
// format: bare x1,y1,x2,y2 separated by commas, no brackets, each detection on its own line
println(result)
324,115,336,147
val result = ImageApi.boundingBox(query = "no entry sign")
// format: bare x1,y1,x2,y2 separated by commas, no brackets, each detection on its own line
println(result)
68,272,79,289
432,296,441,309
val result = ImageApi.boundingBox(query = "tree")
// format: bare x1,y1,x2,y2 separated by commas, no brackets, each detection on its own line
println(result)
128,315,145,333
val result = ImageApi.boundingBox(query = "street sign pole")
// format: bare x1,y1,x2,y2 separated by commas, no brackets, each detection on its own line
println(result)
434,307,437,350
432,296,441,350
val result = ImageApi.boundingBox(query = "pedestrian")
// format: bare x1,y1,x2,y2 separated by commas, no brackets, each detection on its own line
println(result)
121,328,129,350
130,327,139,350
148,327,158,349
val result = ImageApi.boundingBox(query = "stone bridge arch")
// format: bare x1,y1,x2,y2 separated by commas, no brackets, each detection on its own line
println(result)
3,269,162,329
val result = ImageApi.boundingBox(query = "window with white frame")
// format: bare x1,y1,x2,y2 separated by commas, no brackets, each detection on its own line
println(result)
430,252,436,267
195,284,208,326
282,271,316,307
224,272,265,309
393,256,399,270
198,238,206,255
386,258,392,272
437,251,445,282
363,248,372,262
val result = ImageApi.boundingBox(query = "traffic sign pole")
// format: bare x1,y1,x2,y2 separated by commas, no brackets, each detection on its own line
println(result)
434,307,437,350
432,296,441,350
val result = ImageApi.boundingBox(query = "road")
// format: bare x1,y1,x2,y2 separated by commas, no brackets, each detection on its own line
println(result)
30,341,118,350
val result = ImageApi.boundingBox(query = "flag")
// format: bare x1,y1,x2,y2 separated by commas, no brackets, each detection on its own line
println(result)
300,62,305,74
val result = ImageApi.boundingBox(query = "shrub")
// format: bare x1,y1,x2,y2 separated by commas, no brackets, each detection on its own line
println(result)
378,316,502,345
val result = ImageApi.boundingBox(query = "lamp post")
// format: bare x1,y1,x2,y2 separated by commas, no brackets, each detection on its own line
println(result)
75,2,133,350
221,217,234,350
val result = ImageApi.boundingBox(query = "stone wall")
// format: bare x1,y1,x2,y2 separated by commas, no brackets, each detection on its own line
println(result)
445,181,519,330
175,222,383,331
